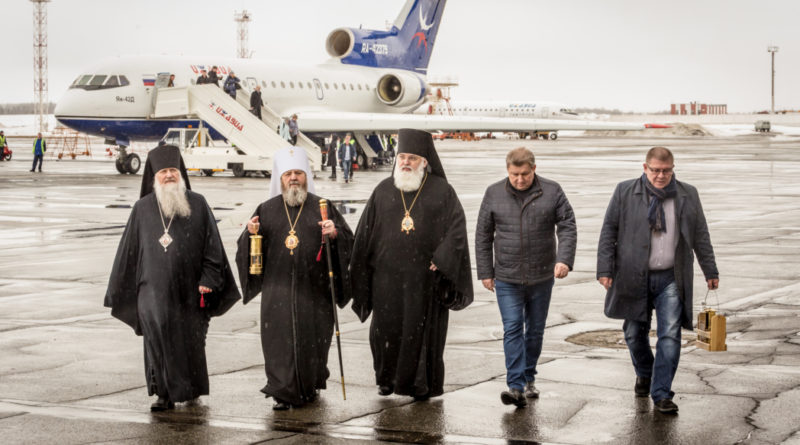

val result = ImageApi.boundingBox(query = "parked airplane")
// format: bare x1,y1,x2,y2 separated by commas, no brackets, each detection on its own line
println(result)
54,0,648,173
419,99,581,139
423,100,578,119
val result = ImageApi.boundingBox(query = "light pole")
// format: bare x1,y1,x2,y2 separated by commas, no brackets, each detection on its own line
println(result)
767,46,779,114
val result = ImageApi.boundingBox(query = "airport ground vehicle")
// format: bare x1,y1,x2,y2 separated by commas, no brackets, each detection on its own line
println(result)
754,120,771,132
159,127,271,177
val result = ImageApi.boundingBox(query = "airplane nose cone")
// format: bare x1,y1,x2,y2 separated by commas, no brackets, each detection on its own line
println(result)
54,89,82,118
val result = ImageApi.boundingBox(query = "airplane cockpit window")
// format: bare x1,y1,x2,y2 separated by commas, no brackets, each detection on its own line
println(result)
70,74,131,90
88,75,108,88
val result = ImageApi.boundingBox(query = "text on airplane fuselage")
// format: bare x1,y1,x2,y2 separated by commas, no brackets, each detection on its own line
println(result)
190,65,234,75
360,43,389,55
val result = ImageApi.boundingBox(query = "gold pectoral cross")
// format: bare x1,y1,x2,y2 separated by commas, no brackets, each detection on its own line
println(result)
401,212,415,234
285,230,299,255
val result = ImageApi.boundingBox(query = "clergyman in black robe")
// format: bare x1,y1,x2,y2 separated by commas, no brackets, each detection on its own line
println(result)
350,128,473,401
105,145,240,411
235,147,353,410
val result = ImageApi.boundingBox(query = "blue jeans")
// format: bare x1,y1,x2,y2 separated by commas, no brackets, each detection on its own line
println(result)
31,154,43,171
342,160,352,181
495,278,554,390
623,269,682,402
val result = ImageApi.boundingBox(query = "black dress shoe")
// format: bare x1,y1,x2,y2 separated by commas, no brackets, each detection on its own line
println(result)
500,388,527,407
635,377,651,397
413,393,430,402
654,398,679,414
273,399,291,411
150,397,174,412
378,385,393,396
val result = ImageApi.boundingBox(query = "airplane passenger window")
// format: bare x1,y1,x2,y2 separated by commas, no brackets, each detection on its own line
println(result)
358,84,362,90
104,76,120,87
290,82,295,88
119,75,130,86
324,83,329,89
298,82,304,89
307,82,312,89
349,84,354,90
341,83,346,90
262,81,267,87
281,81,286,88
365,84,370,90
334,84,338,90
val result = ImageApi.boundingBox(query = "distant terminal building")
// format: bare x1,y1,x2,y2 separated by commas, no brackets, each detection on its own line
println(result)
671,102,727,115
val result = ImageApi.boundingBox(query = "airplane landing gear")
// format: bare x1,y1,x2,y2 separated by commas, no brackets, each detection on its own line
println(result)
115,147,141,174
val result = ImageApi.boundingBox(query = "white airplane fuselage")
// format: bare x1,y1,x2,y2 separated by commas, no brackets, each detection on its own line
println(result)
55,55,427,144
420,100,578,119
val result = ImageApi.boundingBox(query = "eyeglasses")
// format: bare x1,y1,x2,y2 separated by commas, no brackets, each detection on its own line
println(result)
646,165,674,175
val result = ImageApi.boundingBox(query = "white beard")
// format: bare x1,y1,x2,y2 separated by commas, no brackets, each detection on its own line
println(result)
282,184,308,207
154,177,191,219
393,161,426,192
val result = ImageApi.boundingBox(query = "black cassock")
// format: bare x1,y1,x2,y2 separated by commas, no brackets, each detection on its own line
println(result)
235,193,353,406
105,191,240,402
350,175,473,398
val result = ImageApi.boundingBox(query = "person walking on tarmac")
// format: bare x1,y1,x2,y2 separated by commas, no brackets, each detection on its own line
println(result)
327,135,339,179
340,133,356,183
31,132,46,172
250,86,264,120
0,130,8,161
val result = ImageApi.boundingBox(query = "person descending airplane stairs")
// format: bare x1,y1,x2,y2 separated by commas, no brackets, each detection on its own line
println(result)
151,84,322,177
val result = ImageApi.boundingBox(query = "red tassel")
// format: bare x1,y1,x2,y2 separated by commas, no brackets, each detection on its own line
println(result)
316,244,323,262
200,292,206,308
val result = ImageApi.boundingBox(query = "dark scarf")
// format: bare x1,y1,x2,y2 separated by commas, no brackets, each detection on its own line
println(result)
642,173,677,232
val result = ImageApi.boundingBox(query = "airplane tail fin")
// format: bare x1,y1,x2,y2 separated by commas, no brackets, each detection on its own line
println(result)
326,0,447,73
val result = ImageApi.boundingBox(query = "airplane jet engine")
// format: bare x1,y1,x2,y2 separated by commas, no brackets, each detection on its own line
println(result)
376,72,426,108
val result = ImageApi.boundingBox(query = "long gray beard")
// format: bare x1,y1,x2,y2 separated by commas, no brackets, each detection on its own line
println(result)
282,184,307,207
393,162,426,192
154,177,191,219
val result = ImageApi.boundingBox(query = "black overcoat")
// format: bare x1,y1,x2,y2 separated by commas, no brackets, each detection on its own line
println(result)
597,177,718,330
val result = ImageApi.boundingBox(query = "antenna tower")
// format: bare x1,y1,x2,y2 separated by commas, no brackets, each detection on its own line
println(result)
31,0,51,133
234,10,252,58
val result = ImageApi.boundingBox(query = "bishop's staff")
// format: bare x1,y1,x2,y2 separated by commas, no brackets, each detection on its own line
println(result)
319,199,346,400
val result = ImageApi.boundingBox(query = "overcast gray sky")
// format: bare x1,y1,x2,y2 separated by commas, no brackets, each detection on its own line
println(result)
2,0,798,112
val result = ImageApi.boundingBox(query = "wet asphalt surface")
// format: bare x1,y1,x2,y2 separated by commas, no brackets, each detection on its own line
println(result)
1,133,799,444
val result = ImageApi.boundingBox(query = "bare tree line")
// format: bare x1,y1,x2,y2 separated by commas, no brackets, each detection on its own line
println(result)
0,103,57,115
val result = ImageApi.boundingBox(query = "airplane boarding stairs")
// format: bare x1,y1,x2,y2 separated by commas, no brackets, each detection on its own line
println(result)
232,86,321,160
152,84,321,174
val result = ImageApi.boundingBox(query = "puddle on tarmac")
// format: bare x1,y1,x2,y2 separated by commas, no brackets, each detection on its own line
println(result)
329,199,367,215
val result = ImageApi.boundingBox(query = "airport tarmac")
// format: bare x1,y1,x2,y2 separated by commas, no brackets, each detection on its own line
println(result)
0,133,799,444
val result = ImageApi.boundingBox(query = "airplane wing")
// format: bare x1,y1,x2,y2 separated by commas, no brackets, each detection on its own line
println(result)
294,111,647,133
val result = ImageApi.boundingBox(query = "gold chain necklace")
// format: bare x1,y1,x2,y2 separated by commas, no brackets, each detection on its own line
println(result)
155,198,175,252
283,198,305,255
400,173,428,234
